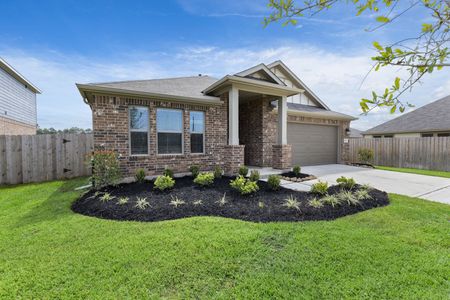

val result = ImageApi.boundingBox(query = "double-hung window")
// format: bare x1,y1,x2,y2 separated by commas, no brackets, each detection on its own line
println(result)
190,111,205,153
157,108,183,154
129,106,149,155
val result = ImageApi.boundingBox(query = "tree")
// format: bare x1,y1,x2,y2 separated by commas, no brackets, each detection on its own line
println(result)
264,0,450,114
37,127,92,134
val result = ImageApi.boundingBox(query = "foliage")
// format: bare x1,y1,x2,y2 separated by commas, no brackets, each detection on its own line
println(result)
267,175,281,191
134,168,146,183
337,191,360,206
249,170,260,182
238,166,249,176
358,148,374,164
89,150,121,189
169,196,185,208
192,199,203,206
308,197,324,209
37,126,92,135
100,192,114,203
310,181,328,195
258,201,265,209
189,165,200,178
214,166,223,179
153,175,175,191
361,183,373,191
293,165,301,177
230,175,259,195
216,193,227,206
193,172,215,186
135,197,150,210
163,168,174,178
321,194,340,207
117,196,129,205
336,176,356,190
282,195,301,211
264,0,450,113
355,189,372,201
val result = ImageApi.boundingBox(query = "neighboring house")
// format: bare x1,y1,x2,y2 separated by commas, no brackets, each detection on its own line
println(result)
364,95,450,138
0,58,41,135
77,60,355,176
349,128,363,138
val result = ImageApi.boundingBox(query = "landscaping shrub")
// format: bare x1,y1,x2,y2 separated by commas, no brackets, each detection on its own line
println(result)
310,181,328,195
238,166,249,176
193,172,215,186
249,170,260,182
135,197,150,210
230,175,259,195
283,195,301,211
336,176,356,190
214,166,223,179
216,193,227,206
89,150,121,189
358,148,374,164
267,175,281,191
293,165,301,177
154,175,175,191
169,196,185,208
337,190,360,205
321,194,340,207
355,189,372,201
163,168,174,178
117,196,129,205
100,192,114,202
189,165,200,178
308,197,323,208
135,168,146,183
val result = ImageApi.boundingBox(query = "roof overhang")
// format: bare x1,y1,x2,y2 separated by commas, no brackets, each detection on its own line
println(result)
272,107,357,121
203,75,304,97
76,84,223,106
0,57,41,94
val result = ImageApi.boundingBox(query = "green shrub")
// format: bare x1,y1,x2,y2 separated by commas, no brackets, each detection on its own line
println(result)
135,197,150,210
293,165,301,177
100,192,114,203
230,175,259,195
336,176,356,190
163,168,174,178
283,195,301,211
154,175,175,191
308,197,323,208
193,199,203,206
214,166,223,179
189,165,200,178
238,166,249,176
89,150,121,189
249,170,260,182
267,175,281,191
169,196,185,208
358,148,374,164
310,181,328,195
216,193,227,206
117,196,129,205
193,172,215,186
355,189,372,201
135,168,146,183
321,194,340,207
337,190,360,205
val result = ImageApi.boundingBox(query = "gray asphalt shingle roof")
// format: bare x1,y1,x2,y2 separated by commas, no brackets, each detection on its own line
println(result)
281,102,356,120
364,95,450,134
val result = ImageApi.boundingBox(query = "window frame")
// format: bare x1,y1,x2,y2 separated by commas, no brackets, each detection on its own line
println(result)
156,108,184,155
189,111,205,155
128,106,149,156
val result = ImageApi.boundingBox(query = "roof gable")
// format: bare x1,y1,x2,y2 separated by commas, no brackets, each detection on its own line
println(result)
234,63,286,86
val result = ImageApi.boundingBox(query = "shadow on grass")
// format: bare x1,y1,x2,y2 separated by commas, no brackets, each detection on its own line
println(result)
14,177,89,228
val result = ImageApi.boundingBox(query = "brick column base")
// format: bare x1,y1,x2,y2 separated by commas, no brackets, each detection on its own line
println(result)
224,145,245,175
272,144,292,169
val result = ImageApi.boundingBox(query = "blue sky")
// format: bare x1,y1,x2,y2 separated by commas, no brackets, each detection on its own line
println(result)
1,0,449,130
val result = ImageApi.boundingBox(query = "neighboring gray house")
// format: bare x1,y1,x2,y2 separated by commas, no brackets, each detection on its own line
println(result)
349,128,363,138
0,57,41,135
364,95,450,138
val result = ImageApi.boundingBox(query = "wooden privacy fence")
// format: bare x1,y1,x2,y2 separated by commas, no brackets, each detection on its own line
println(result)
0,133,94,185
349,137,450,172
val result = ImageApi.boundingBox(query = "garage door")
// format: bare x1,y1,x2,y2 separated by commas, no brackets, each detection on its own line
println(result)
287,123,338,165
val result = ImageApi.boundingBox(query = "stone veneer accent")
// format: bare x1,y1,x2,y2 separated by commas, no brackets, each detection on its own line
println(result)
0,116,36,135
223,145,245,175
272,144,292,169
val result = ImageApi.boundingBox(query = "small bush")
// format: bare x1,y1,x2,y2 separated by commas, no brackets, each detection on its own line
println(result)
337,190,360,205
216,193,227,206
355,189,372,201
89,150,121,189
308,197,323,208
194,172,215,186
154,175,175,191
100,192,114,203
258,201,265,209
193,199,203,206
267,175,281,191
135,197,150,210
321,194,340,207
283,195,301,211
358,148,374,164
310,181,328,195
293,165,301,177
238,166,249,176
117,196,129,205
249,170,260,182
163,168,174,178
230,175,259,195
214,166,223,179
361,183,373,191
189,165,200,178
169,196,185,208
135,168,146,183
336,176,356,190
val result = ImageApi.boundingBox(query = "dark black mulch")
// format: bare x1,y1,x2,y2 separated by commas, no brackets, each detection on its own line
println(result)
280,171,311,179
348,162,375,168
72,176,389,223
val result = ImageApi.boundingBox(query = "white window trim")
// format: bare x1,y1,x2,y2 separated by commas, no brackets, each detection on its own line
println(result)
156,108,184,155
190,111,205,155
128,106,149,156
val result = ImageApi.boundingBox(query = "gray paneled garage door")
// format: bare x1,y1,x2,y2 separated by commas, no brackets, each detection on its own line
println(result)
287,123,338,165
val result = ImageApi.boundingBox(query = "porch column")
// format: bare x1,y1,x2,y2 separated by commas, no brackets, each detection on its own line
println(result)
229,86,239,145
277,96,287,144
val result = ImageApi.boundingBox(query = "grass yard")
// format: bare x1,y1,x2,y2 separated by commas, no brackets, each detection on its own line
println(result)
376,166,450,179
0,178,449,299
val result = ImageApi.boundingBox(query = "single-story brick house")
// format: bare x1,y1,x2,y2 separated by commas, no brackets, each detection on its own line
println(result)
76,60,355,176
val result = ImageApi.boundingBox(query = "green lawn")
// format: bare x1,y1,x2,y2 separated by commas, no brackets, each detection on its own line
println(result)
0,178,449,299
376,166,450,178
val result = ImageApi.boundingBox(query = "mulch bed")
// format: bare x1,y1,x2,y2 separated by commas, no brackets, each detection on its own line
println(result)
280,172,317,182
347,162,375,168
72,176,389,223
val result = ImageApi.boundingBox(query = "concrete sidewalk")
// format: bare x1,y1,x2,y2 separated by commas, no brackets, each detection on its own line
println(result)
276,164,450,205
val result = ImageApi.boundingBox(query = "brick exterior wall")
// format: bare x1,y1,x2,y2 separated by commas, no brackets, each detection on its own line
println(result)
223,145,245,175
0,116,36,135
272,144,292,169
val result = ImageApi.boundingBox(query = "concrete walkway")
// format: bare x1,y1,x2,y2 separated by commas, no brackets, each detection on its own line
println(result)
276,164,450,205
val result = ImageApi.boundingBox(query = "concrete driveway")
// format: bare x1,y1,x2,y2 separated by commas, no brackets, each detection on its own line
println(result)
281,164,450,205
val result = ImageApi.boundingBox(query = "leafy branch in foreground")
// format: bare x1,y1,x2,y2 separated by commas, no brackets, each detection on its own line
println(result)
265,0,450,114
